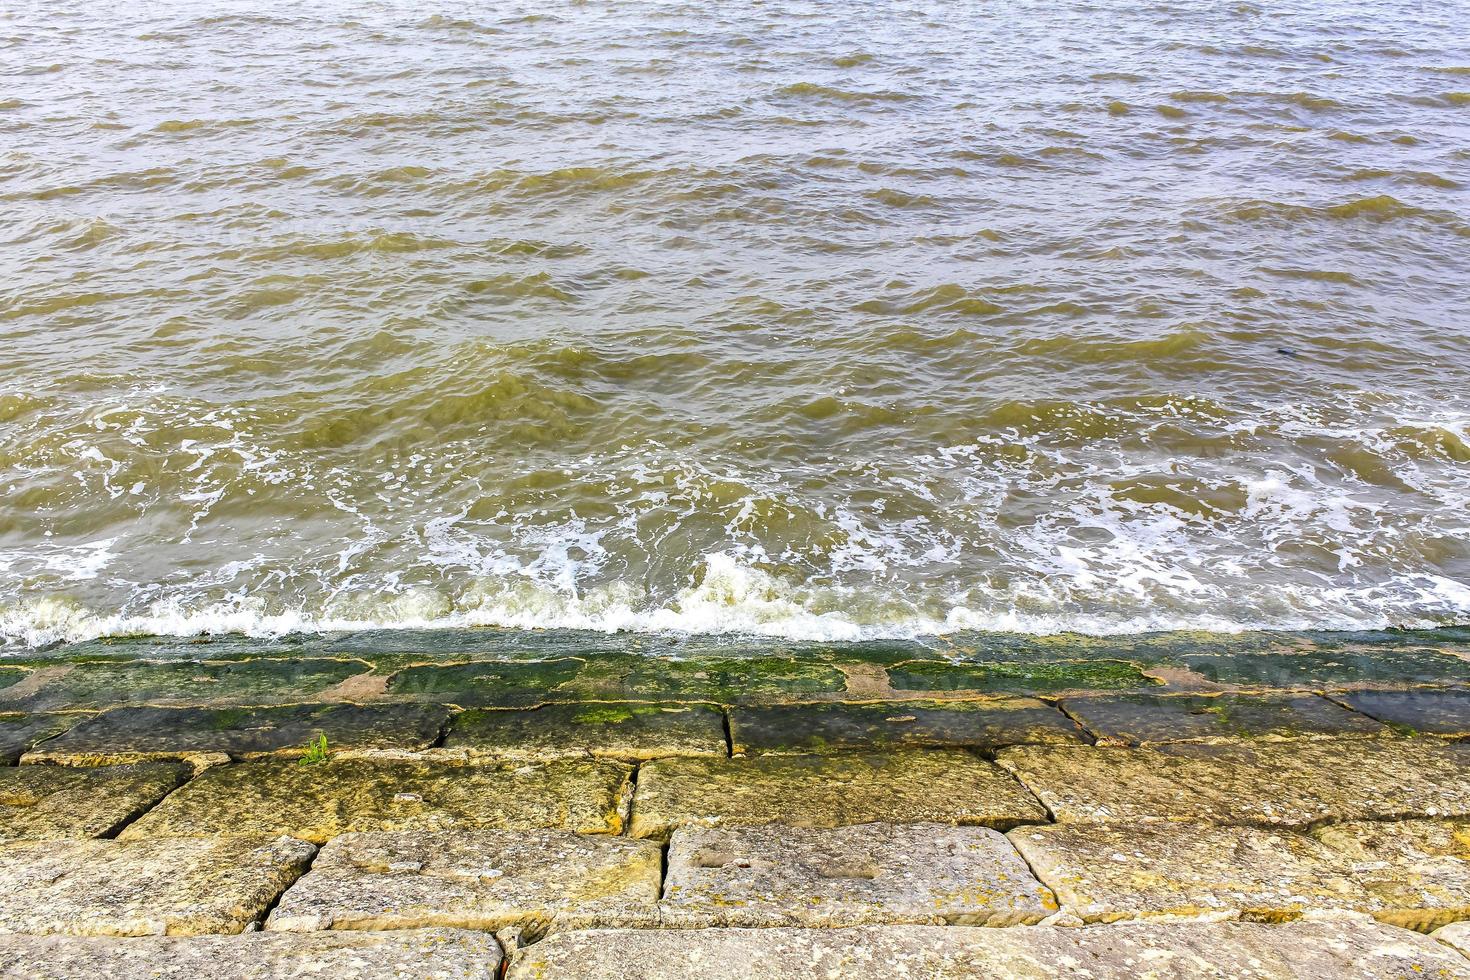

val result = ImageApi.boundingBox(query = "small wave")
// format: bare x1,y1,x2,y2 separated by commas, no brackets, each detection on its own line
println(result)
775,82,915,104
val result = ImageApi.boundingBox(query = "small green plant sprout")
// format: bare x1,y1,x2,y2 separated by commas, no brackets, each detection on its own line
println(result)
298,733,330,766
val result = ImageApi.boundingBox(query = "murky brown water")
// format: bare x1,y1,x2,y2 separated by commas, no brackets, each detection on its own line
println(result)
2,0,1469,647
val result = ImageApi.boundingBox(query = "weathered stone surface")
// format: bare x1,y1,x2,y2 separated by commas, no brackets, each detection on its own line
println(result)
0,929,501,980
267,829,660,933
728,699,1083,755
445,703,725,761
887,659,1159,695
609,656,848,702
1175,650,1469,690
1008,822,1367,922
23,703,450,765
996,738,1470,826
1335,689,1470,737
0,713,86,764
0,835,314,936
629,750,1046,840
1060,693,1384,745
1312,819,1470,931
387,660,586,708
8,659,369,711
661,822,1056,927
504,921,1470,979
0,762,190,841
1436,921,1470,958
121,758,630,843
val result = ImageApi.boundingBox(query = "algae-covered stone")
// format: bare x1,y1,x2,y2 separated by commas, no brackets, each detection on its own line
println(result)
120,757,630,843
1311,819,1470,930
660,822,1056,927
629,750,1046,840
1008,822,1365,922
267,829,660,933
386,660,585,707
613,657,848,702
23,703,451,765
887,659,1157,695
1059,693,1383,745
729,699,1083,755
0,713,86,764
995,737,1470,826
504,920,1470,979
0,928,501,979
1,762,190,841
0,835,314,936
1176,650,1469,690
445,703,725,761
0,669,27,694
1335,689,1470,737
11,659,369,711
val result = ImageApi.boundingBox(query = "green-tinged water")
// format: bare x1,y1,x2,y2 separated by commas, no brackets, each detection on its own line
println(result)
2,0,1469,648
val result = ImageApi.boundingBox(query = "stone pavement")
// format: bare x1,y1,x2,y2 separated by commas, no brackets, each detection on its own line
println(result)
0,627,1466,977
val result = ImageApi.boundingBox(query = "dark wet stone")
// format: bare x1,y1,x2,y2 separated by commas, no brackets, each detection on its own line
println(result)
1060,693,1384,745
887,659,1158,695
11,658,371,711
1334,689,1470,737
0,713,88,764
729,699,1084,754
386,659,586,707
1174,650,1469,690
445,703,726,760
0,669,27,693
24,703,450,764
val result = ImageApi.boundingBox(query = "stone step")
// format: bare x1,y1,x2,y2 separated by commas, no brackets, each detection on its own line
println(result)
629,750,1047,839
0,712,88,764
1057,692,1384,745
265,828,660,933
660,822,1057,927
1333,689,1470,737
727,699,1085,755
995,737,1470,826
443,703,727,761
119,757,631,843
0,761,190,841
22,703,451,765
1310,818,1470,931
0,928,500,979
503,921,1470,979
0,835,314,936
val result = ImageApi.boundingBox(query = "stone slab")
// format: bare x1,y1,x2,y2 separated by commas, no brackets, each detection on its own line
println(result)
23,703,451,765
995,737,1470,826
504,921,1470,979
1437,921,1470,958
607,656,848,702
1335,689,1470,737
728,699,1084,755
0,835,315,936
267,829,660,933
660,822,1056,927
1174,650,1469,690
1059,693,1384,745
0,929,501,979
1008,822,1368,922
120,757,631,843
0,713,87,764
887,659,1159,695
629,750,1047,840
444,703,726,761
387,660,587,707
8,659,370,711
1312,819,1470,931
1,762,190,841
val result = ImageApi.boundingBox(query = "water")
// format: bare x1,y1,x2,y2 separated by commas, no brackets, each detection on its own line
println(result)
2,0,1469,649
